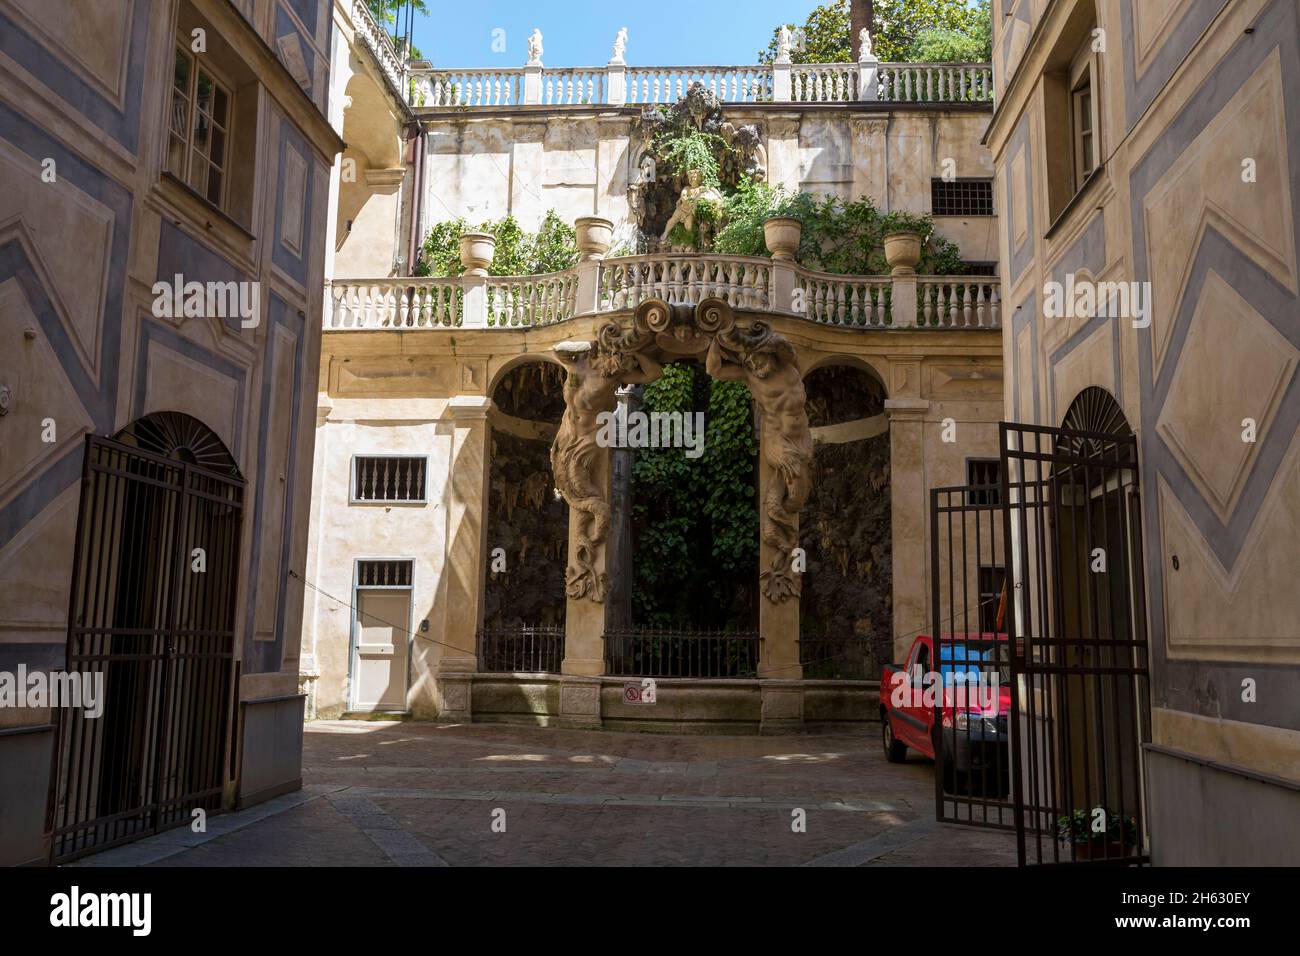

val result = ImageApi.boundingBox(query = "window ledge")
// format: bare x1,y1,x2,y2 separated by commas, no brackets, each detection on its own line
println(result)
153,173,258,274
1045,162,1107,241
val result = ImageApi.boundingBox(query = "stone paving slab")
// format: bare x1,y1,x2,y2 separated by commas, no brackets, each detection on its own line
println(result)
71,721,1018,867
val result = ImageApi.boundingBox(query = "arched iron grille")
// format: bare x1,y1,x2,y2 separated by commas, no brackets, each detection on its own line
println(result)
48,415,244,862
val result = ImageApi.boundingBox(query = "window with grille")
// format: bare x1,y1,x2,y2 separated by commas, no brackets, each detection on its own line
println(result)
167,42,233,208
352,456,427,503
931,178,994,216
966,458,1002,505
356,560,413,588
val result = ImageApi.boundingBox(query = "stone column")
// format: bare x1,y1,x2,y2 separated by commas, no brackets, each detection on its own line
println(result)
884,392,930,664
435,395,491,721
562,447,610,677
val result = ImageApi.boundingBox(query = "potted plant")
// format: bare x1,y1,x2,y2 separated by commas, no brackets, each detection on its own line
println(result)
1057,808,1140,861
459,231,496,275
880,211,932,275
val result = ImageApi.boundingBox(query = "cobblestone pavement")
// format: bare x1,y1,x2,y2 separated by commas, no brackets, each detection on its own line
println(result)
73,721,1019,867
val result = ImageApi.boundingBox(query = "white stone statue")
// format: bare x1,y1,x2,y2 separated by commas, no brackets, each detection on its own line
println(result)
660,168,723,245
527,29,543,66
858,28,875,62
776,25,792,64
610,27,628,65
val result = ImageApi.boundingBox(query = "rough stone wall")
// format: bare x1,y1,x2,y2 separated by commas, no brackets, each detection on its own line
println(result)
799,367,892,678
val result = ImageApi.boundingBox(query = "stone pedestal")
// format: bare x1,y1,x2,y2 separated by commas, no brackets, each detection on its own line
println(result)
759,681,804,734
558,676,603,729
434,673,473,724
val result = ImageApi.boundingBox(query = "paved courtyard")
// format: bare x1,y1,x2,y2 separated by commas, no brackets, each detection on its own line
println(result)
73,721,1019,867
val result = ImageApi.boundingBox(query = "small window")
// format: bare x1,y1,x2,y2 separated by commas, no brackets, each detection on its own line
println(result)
978,565,1008,634
167,43,233,209
357,560,413,588
352,456,428,503
966,458,1002,505
1070,43,1099,192
931,178,994,217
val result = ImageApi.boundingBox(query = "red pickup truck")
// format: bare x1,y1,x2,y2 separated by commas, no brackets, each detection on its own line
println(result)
880,633,1011,794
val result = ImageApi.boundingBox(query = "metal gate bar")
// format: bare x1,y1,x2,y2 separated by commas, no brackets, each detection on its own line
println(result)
931,482,1015,829
1001,421,1150,866
48,435,243,862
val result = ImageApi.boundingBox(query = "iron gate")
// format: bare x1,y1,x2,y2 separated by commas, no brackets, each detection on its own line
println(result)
1000,418,1150,865
47,432,244,862
930,479,1015,829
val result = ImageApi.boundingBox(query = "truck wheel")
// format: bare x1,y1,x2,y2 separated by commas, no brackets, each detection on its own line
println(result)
882,712,907,762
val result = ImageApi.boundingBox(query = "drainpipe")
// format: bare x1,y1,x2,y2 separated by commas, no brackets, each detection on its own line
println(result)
405,122,425,274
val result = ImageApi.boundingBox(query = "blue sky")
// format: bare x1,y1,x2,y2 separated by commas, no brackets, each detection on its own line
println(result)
406,0,826,69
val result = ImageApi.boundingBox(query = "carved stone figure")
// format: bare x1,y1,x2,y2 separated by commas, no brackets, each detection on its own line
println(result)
551,341,661,601
731,124,767,180
706,323,811,603
610,27,628,64
660,167,723,245
858,28,874,61
776,25,793,63
527,29,543,66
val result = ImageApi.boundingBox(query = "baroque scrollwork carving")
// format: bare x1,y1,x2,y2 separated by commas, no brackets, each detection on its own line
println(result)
551,298,810,605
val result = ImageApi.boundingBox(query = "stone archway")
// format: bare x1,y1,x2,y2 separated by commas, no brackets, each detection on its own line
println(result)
549,297,812,676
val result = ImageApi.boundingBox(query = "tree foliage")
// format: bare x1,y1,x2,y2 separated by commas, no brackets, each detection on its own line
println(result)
415,210,577,277
760,0,992,64
712,180,965,275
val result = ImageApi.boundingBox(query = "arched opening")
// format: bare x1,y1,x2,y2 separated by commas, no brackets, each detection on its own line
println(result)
481,361,568,671
1049,387,1144,856
50,412,243,862
798,364,891,679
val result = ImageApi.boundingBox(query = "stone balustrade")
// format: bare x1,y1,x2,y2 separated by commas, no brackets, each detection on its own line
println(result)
407,60,993,109
326,257,1001,332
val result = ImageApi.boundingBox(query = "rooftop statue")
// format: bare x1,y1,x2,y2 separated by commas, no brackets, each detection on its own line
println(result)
527,28,543,66
610,27,628,65
859,28,875,61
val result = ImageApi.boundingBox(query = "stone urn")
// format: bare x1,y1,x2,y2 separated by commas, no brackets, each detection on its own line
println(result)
883,231,924,275
459,232,496,275
575,216,614,260
763,216,802,261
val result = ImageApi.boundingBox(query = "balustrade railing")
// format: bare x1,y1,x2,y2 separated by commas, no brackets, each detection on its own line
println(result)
598,255,773,312
351,0,406,98
798,271,893,327
876,63,993,103
791,64,859,103
486,273,578,327
917,278,1002,329
325,260,1001,332
406,61,992,108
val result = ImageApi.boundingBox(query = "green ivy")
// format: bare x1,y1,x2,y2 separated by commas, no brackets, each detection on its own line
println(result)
631,365,758,627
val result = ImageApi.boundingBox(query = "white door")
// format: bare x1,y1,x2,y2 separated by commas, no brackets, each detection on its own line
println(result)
351,588,411,711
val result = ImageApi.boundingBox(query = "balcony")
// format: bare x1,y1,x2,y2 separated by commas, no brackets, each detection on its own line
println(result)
408,60,994,109
325,253,1002,332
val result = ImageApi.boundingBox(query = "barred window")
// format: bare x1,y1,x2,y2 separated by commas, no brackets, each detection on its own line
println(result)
931,178,994,216
357,560,413,588
352,456,427,502
967,458,1002,505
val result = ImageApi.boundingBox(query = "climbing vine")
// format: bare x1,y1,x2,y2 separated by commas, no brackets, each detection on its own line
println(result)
631,364,758,628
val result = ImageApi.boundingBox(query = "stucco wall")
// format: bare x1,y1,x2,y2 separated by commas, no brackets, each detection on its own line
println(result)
988,0,1300,858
